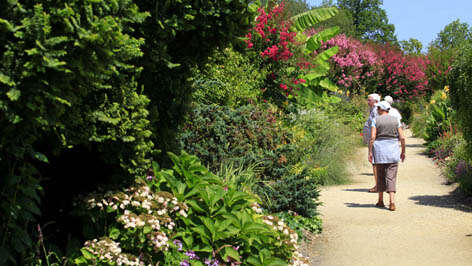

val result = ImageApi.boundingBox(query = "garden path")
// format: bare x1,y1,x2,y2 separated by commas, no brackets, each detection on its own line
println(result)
306,130,472,266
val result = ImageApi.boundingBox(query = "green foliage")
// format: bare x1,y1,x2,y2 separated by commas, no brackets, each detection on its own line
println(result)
276,211,322,240
177,104,292,179
400,38,423,55
255,169,320,218
191,47,266,107
292,7,339,32
431,19,472,51
216,159,261,195
314,8,356,36
285,105,361,185
337,0,397,43
449,41,472,156
424,91,454,143
75,151,298,265
134,0,256,155
292,7,342,107
0,0,151,263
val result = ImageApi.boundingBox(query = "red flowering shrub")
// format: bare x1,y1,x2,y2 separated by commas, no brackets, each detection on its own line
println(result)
320,34,430,100
244,2,306,104
375,44,429,99
321,34,381,94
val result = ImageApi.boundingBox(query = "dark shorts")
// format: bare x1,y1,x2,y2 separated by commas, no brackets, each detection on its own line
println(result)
376,163,398,192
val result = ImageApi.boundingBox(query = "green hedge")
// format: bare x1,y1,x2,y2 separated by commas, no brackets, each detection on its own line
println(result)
449,41,472,156
177,104,293,179
0,0,256,263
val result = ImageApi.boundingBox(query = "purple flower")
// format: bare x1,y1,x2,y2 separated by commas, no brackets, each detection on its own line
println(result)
146,175,153,181
205,259,219,266
180,260,190,266
185,250,200,260
173,239,183,251
232,245,239,251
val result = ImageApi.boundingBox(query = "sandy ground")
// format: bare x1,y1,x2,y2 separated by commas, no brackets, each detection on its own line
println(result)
305,130,472,266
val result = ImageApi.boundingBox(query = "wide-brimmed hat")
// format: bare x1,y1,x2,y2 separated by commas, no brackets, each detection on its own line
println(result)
375,101,391,111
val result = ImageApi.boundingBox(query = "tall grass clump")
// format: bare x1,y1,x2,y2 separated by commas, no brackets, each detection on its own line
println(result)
287,107,359,185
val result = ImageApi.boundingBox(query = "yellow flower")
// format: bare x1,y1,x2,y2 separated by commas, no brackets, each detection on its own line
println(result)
444,85,449,92
283,101,288,106
430,100,436,104
337,90,343,94
346,91,350,96
441,92,447,100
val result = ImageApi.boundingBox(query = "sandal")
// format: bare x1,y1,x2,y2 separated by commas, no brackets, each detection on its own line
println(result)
368,187,377,193
389,203,396,211
375,201,385,208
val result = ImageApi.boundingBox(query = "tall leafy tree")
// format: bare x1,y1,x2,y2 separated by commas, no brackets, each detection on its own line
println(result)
400,38,423,55
430,19,472,50
337,0,397,43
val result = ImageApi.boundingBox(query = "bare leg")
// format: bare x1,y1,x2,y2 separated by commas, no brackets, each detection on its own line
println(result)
389,192,396,211
376,191,384,207
369,165,377,192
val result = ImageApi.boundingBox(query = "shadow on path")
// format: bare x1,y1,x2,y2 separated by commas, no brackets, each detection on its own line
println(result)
343,188,370,192
360,172,373,176
409,189,472,213
406,144,424,148
344,202,377,208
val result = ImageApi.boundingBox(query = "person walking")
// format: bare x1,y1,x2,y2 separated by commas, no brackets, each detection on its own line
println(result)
363,93,380,192
368,101,406,211
384,95,402,122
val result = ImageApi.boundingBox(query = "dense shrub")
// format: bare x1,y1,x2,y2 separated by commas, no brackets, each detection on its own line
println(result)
256,170,321,218
286,106,359,185
0,0,256,263
75,152,307,265
134,0,256,154
424,88,455,143
177,104,293,179
449,41,472,155
191,47,266,107
0,1,152,262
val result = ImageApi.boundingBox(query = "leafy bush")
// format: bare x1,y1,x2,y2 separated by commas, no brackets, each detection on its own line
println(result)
191,47,266,107
424,89,455,143
437,135,472,196
75,152,306,265
0,1,152,262
177,104,293,179
255,170,320,218
276,211,323,241
135,0,256,155
286,107,358,185
449,40,472,155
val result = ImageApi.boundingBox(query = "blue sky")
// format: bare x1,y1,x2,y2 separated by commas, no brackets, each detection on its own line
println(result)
309,0,472,49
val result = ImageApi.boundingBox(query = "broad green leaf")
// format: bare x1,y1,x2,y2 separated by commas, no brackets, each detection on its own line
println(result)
187,199,206,213
109,227,120,239
6,89,21,101
306,26,339,53
292,7,339,32
314,46,339,71
33,152,49,163
80,248,95,260
265,257,288,266
0,72,15,86
223,246,241,262
319,78,338,92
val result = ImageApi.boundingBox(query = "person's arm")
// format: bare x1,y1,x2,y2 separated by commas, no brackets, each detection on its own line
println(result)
368,126,376,163
398,127,406,162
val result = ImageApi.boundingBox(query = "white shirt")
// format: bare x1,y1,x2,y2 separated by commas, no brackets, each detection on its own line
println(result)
389,107,402,122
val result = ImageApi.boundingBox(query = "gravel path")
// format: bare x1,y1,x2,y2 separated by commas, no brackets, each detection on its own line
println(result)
307,130,472,266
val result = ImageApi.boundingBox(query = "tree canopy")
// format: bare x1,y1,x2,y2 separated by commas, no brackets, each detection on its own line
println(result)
337,0,397,43
400,38,423,55
430,19,472,50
